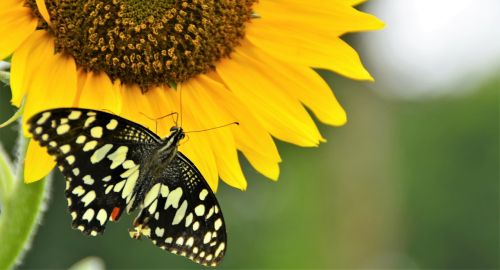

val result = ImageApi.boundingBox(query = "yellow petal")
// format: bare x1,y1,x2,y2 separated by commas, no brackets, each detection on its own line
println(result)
35,0,51,25
256,0,384,35
201,74,281,180
23,46,78,135
216,47,323,147
238,42,347,126
0,7,37,60
0,0,24,10
24,139,55,183
183,76,247,190
77,71,122,114
345,0,367,6
247,24,373,81
10,31,51,107
143,86,180,137
119,84,160,133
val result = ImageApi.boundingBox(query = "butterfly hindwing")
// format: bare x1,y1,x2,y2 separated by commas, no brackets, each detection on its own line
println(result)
28,108,161,235
132,153,227,267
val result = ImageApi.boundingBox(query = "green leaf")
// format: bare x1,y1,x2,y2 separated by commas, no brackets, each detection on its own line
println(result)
0,135,51,269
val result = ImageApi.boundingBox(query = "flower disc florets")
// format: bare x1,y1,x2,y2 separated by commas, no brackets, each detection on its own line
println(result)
26,0,256,89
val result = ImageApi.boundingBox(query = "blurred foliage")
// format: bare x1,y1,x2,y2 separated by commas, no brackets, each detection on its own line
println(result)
0,72,498,268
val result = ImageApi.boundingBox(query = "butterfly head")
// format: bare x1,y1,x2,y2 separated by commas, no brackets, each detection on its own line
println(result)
169,126,185,143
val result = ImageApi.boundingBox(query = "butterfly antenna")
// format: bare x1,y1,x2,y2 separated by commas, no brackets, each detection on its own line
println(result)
139,112,179,133
179,134,190,146
185,122,239,134
178,84,183,128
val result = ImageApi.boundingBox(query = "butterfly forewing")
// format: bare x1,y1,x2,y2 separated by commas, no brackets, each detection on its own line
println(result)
28,108,161,235
132,153,227,267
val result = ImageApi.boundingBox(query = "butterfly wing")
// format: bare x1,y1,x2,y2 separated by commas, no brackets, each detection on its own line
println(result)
131,153,227,267
28,108,161,236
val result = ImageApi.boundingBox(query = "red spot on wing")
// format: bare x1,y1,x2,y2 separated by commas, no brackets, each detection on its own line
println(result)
111,207,122,221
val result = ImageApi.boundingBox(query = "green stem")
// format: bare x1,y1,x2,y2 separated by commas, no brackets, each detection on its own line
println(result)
0,144,14,203
0,132,51,269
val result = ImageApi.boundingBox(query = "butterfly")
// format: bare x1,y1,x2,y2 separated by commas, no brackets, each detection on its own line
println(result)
27,108,227,267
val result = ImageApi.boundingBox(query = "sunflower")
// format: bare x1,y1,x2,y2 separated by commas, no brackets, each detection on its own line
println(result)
1,0,383,191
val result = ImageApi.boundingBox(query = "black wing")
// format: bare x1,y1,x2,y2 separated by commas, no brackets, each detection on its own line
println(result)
28,108,161,236
131,153,227,267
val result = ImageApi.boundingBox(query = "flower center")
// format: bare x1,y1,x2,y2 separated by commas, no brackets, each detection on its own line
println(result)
26,0,256,89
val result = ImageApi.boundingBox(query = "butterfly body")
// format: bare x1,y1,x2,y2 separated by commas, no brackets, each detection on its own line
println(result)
28,108,227,267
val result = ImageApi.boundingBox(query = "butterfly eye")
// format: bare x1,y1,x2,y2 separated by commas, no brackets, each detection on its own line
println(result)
170,126,178,132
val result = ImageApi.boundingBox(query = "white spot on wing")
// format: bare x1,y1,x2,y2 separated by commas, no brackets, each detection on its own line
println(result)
97,209,107,225
105,185,113,194
56,124,70,135
199,189,208,201
76,135,86,144
68,111,82,120
155,227,165,237
186,237,194,247
66,155,75,165
215,243,225,257
148,200,158,214
83,175,95,185
214,218,223,231
176,237,184,245
90,144,113,164
206,206,214,219
60,144,71,154
83,141,98,152
84,116,96,127
165,187,182,209
107,146,128,169
113,180,126,192
144,183,161,207
37,112,51,124
194,204,205,216
72,186,85,197
82,208,95,222
122,169,139,199
172,200,188,225
82,191,96,207
192,221,200,231
203,232,212,244
106,119,118,130
90,126,103,138
160,185,169,197
185,212,193,227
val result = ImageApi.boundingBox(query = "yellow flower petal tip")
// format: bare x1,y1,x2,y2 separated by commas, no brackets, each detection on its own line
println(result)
35,0,51,25
24,140,55,183
6,0,382,189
